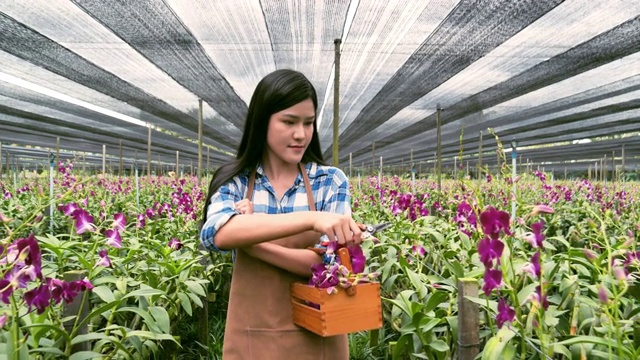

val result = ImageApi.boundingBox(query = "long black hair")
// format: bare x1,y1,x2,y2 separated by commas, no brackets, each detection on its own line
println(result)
200,69,325,227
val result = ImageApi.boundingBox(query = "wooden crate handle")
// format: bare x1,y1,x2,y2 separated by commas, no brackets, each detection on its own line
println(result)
337,247,357,296
337,247,352,272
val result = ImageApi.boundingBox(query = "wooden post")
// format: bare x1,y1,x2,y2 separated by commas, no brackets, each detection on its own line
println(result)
198,98,203,180
332,38,341,167
147,126,152,177
458,278,479,360
436,104,442,189
63,270,90,353
119,139,123,176
612,151,616,182
478,131,483,180
102,145,106,177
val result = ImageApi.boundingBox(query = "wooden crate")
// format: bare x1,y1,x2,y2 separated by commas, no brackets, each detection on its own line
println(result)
290,281,382,337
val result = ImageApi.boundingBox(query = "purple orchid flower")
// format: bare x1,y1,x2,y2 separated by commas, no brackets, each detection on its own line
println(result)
104,229,122,248
73,209,95,234
168,238,183,251
0,279,13,304
524,221,545,248
347,244,365,274
482,268,503,296
24,283,51,314
496,298,516,328
530,204,554,216
411,245,426,257
96,249,112,268
478,237,504,268
59,203,79,216
480,207,511,239
523,252,541,278
531,286,549,310
0,314,7,328
113,213,126,232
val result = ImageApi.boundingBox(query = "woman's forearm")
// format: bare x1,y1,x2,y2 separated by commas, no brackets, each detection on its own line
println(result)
215,212,315,249
244,242,323,277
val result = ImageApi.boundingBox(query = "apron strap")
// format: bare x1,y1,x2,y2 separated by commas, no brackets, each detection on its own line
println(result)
245,163,316,212
299,162,315,212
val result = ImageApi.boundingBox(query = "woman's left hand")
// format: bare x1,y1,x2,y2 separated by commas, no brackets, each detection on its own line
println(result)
235,199,254,214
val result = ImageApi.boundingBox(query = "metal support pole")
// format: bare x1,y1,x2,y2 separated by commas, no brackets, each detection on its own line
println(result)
176,151,179,177
147,126,152,177
478,131,483,180
0,141,2,180
349,153,352,178
198,98,203,180
332,38,341,167
119,139,123,176
511,145,517,220
102,145,106,177
621,144,625,177
436,104,442,189
56,137,60,178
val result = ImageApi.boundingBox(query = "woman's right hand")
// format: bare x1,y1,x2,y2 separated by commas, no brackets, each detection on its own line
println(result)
312,213,362,245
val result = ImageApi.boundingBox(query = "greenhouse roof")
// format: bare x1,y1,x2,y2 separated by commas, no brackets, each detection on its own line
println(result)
1,0,639,172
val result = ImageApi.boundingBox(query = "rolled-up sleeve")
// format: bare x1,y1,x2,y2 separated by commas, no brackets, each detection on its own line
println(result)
321,168,352,216
200,181,242,251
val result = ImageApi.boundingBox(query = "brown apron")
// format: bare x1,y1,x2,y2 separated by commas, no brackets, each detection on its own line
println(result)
222,163,348,360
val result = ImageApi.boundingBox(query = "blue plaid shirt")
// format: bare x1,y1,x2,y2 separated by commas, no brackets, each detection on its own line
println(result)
200,162,351,252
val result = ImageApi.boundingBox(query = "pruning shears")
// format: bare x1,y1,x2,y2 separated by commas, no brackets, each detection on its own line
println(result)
309,222,391,255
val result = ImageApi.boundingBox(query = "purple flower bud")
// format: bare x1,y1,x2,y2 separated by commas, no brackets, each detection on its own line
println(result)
598,286,609,305
583,248,597,261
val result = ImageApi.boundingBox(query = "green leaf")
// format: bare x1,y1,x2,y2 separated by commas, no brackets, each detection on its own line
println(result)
186,292,204,308
69,351,105,360
464,296,498,312
424,291,448,313
122,288,165,299
21,323,71,343
71,333,111,345
116,307,161,334
481,326,517,360
184,280,206,297
427,339,449,352
554,336,633,357
517,283,537,305
92,286,116,303
72,300,122,337
149,306,171,334
28,347,66,356
178,293,192,316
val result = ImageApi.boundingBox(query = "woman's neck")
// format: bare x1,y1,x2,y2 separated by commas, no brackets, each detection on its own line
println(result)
261,156,299,183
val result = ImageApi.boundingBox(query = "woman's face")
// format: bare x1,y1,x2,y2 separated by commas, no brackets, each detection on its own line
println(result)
264,98,315,167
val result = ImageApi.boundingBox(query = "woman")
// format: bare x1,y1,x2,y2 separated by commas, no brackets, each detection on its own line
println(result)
200,69,362,359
